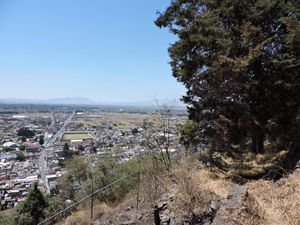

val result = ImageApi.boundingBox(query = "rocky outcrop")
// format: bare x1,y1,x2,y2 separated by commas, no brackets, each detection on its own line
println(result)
154,184,246,225
154,192,220,225
95,184,246,225
154,192,178,225
118,212,142,225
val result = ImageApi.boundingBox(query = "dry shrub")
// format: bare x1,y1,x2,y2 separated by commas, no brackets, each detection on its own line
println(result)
243,169,300,225
140,156,230,201
174,171,214,217
63,203,111,225
219,150,288,179
64,211,90,225
195,169,229,198
92,203,111,220
172,157,230,198
140,158,166,202
167,157,230,218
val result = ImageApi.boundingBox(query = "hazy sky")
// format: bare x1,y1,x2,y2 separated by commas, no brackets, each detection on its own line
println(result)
0,0,185,102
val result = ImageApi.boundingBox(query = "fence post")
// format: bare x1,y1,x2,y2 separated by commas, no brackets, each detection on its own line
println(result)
38,170,140,225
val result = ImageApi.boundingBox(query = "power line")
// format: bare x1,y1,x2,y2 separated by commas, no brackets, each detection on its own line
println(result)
38,169,141,225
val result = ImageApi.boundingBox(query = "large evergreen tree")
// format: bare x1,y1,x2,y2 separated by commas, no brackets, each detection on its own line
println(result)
14,183,48,225
156,0,300,154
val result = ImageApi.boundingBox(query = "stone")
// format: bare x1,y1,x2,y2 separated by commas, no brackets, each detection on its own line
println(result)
137,213,143,220
160,213,170,223
157,200,168,210
210,199,220,211
170,215,182,225
162,192,175,201
118,212,136,225
154,192,178,225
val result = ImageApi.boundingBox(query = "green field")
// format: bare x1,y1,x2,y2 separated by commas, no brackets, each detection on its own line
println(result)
62,133,92,141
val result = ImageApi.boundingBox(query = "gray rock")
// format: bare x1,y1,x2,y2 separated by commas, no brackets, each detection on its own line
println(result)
162,193,175,202
118,212,136,225
157,200,168,210
160,213,170,223
210,199,220,211
154,192,179,225
170,217,182,225
137,213,143,220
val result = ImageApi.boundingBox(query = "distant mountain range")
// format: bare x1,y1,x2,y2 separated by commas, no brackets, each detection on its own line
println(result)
0,97,186,108
0,97,96,105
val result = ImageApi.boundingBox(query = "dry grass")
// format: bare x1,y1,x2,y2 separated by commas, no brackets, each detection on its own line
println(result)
75,112,184,131
76,112,151,130
218,150,288,179
196,169,230,198
92,204,112,221
240,169,300,225
140,158,166,202
140,157,230,202
63,203,111,225
64,211,90,225
62,132,92,141
168,158,230,218
171,158,230,198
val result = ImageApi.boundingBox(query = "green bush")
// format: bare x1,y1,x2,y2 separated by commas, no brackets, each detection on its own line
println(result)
198,148,211,163
74,157,141,204
3,146,13,152
19,145,26,151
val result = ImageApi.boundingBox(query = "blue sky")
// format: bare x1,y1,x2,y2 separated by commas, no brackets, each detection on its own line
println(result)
0,0,185,103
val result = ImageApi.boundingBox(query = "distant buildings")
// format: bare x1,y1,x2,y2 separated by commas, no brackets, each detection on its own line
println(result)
3,142,18,149
12,115,27,119
0,106,185,211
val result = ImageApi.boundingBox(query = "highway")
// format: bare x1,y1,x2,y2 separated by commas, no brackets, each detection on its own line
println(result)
39,111,75,193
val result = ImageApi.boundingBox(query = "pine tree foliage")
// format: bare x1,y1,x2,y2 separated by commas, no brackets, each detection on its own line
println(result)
156,0,300,154
13,183,48,225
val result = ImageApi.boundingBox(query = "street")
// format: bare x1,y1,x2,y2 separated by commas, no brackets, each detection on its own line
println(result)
39,111,75,193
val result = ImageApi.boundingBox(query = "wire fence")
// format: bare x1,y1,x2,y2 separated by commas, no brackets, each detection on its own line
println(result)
38,169,141,225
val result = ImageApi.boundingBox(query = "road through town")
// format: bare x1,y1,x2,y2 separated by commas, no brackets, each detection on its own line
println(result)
39,111,75,193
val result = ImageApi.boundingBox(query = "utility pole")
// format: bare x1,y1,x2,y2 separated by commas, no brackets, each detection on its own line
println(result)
88,154,96,224
136,151,141,209
90,172,94,224
87,159,94,225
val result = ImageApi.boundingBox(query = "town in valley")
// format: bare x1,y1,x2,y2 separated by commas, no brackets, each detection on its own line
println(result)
0,103,186,210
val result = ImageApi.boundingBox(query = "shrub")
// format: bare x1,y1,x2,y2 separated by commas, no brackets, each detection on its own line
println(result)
64,211,90,225
16,152,26,161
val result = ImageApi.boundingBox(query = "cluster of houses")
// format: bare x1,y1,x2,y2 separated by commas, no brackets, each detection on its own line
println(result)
0,110,184,210
67,113,181,162
0,114,52,209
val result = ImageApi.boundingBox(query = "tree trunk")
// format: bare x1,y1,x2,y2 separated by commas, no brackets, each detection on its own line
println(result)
251,134,264,153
